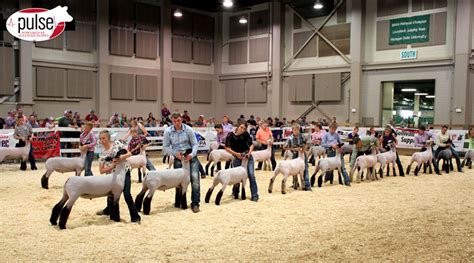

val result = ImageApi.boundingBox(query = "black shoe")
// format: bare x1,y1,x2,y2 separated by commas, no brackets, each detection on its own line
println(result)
131,217,141,224
436,172,441,175
31,167,38,170
251,197,259,202
191,206,200,213
96,209,110,216
255,168,262,171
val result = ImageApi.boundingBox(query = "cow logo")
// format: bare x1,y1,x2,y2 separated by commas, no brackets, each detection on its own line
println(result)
5,6,73,42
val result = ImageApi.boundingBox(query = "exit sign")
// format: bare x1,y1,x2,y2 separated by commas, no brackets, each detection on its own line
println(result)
400,49,417,60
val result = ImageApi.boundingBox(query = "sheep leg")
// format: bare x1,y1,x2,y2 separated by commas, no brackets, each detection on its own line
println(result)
138,168,142,183
134,185,148,212
423,162,428,173
174,187,182,208
392,162,397,177
268,170,279,193
241,178,247,200
180,188,188,209
414,163,422,176
41,170,53,189
50,192,68,225
205,180,219,203
468,158,472,169
317,171,324,188
205,161,211,176
281,174,289,194
428,161,433,174
110,195,121,222
58,196,78,230
216,184,229,205
386,164,390,177
378,165,383,178
143,190,155,215
337,168,343,185
449,158,454,172
299,173,305,190
210,164,215,177
406,160,415,175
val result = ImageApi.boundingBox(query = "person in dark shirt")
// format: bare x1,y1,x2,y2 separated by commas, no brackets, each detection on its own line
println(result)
225,122,259,202
0,116,5,129
59,110,77,157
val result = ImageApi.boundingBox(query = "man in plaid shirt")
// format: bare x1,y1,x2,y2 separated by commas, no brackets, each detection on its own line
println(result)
128,129,156,171
163,112,200,213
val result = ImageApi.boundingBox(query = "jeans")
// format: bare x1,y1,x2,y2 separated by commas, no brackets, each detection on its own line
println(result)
257,144,277,171
433,146,462,173
174,156,201,207
232,155,259,200
327,150,350,185
16,140,36,170
103,170,141,222
84,151,94,176
146,158,156,171
291,152,311,190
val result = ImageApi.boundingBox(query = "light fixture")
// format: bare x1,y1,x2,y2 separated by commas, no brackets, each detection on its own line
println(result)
223,0,233,8
401,88,417,92
417,111,422,117
313,0,323,9
425,95,435,98
392,110,396,115
239,15,247,24
455,108,462,113
351,108,357,113
173,9,183,17
414,93,428,96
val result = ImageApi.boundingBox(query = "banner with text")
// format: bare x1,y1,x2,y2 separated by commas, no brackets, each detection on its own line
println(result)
389,15,430,45
31,131,61,159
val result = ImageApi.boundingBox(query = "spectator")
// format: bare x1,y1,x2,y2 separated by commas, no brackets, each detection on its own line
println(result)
267,117,274,127
368,127,377,138
45,117,56,129
282,118,288,127
194,115,206,127
108,113,120,127
16,108,27,122
347,126,359,145
222,115,233,133
121,119,149,141
85,109,99,124
299,117,307,127
147,112,155,122
28,114,40,128
121,113,129,127
6,110,16,128
79,122,97,177
274,117,284,128
255,120,276,171
237,115,246,125
247,115,257,126
13,117,37,170
161,103,171,120
331,116,337,124
145,118,157,136
59,110,77,157
206,117,216,128
255,116,261,124
311,123,326,146
467,127,474,151
73,112,83,128
182,110,191,124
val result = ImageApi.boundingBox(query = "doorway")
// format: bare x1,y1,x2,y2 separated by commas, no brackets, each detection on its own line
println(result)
382,80,435,128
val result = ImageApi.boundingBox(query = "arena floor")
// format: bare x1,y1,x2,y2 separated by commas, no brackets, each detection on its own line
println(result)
0,154,473,261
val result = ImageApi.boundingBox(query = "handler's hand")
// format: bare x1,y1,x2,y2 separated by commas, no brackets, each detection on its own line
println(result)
176,152,183,160
185,155,192,161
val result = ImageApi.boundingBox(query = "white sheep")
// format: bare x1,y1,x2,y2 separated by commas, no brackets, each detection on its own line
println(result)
204,149,234,177
135,150,192,215
41,151,87,189
350,146,379,183
406,142,433,176
204,158,248,205
49,149,129,229
310,150,344,187
251,141,273,171
307,145,326,166
462,150,473,169
127,147,147,182
0,138,30,163
268,148,306,194
377,144,398,177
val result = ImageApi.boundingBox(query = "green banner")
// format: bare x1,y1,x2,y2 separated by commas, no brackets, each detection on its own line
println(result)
389,15,430,45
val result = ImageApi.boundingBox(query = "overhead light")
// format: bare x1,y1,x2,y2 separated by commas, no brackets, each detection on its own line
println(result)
425,95,435,98
392,110,396,115
173,9,183,17
239,15,247,24
401,88,417,92
414,93,428,96
314,0,323,9
223,0,233,8
417,111,422,117
403,98,410,101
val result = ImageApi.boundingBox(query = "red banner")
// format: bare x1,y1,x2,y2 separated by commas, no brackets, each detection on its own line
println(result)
32,131,61,159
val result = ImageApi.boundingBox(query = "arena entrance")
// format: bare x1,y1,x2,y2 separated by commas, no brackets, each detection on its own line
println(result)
382,80,435,128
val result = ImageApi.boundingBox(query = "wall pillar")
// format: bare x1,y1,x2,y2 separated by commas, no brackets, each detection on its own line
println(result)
349,0,363,125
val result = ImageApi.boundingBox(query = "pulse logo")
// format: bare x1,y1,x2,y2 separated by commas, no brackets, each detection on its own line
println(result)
6,6,73,42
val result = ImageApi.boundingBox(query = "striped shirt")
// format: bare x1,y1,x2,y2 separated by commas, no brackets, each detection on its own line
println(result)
163,124,198,158
80,131,97,152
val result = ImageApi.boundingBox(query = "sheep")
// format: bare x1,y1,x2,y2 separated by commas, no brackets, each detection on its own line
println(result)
40,150,87,189
205,149,234,177
268,148,305,194
406,142,433,176
437,148,453,174
461,150,473,169
251,140,273,171
127,146,147,182
376,143,398,177
49,149,129,230
205,158,248,205
349,146,379,183
0,138,30,163
135,149,192,215
310,148,345,188
307,145,326,166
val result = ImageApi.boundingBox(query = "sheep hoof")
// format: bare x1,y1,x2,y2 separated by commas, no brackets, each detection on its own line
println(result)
215,190,223,205
41,175,49,189
205,189,213,203
310,174,316,187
